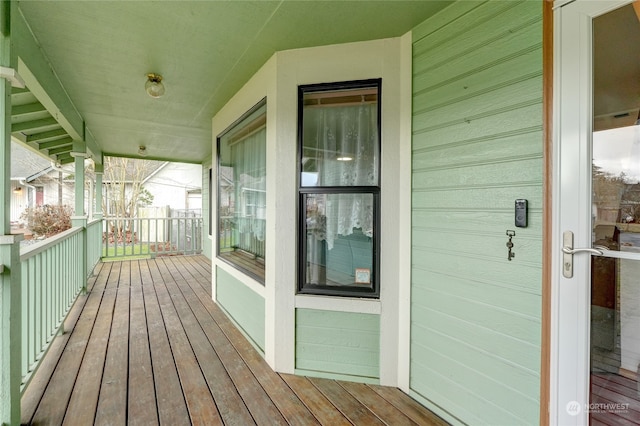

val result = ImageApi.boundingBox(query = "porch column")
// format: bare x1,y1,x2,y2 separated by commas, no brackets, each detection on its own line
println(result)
70,143,87,290
0,1,22,424
70,141,87,220
94,163,103,220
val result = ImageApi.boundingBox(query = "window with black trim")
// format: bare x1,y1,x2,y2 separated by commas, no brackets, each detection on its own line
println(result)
298,80,381,298
217,99,266,283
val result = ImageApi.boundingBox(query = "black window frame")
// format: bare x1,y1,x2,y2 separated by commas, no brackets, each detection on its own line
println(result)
297,79,382,298
216,98,267,284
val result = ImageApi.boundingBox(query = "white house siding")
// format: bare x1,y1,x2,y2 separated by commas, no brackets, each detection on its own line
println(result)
409,1,543,425
144,162,202,211
10,183,29,222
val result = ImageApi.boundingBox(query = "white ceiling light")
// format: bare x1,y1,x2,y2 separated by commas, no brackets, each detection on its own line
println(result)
138,146,147,156
145,73,165,98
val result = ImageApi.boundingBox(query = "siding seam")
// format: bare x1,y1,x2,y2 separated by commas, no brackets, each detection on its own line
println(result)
413,100,542,133
413,154,543,172
410,262,542,296
413,72,542,116
414,43,542,94
411,326,540,380
412,181,543,192
413,0,522,49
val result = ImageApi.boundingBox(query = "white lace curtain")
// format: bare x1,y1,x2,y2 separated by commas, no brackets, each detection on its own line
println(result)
304,103,378,250
232,127,266,242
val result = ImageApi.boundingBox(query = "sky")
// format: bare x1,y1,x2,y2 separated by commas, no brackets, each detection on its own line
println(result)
593,125,640,183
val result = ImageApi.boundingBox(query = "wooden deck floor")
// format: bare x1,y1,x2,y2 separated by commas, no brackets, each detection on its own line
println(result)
591,373,640,425
21,255,448,426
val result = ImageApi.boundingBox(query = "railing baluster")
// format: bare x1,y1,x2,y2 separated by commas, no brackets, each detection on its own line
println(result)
99,215,204,259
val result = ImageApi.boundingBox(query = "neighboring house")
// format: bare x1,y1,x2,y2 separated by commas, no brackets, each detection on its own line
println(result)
143,162,202,212
102,159,202,217
10,141,74,223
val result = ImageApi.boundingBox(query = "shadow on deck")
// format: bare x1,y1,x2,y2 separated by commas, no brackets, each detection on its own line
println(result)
21,255,448,425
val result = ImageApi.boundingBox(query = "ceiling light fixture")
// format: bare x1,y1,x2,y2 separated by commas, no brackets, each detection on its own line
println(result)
138,146,147,156
145,73,165,98
13,186,22,193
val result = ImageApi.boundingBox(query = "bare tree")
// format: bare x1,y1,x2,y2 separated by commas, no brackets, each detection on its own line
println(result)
102,157,157,243
102,157,156,218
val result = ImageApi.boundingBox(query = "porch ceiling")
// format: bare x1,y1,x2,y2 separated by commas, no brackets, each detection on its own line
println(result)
11,87,76,165
15,1,451,164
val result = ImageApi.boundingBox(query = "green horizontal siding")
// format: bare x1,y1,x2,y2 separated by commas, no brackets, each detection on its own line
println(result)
410,1,543,425
216,266,265,352
295,308,379,381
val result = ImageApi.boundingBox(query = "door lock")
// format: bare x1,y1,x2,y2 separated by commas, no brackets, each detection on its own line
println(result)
562,231,605,278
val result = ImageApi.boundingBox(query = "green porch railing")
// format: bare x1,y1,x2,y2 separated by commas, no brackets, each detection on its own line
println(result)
102,216,203,259
19,226,87,389
219,216,265,259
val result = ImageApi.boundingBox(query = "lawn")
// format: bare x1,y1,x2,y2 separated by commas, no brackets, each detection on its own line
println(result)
102,243,152,261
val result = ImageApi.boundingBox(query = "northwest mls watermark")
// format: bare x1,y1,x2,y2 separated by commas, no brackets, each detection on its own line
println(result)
566,401,630,416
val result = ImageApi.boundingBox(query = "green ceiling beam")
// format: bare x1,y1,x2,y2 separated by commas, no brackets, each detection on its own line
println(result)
84,125,101,165
26,127,67,143
56,152,73,164
14,12,83,141
11,101,46,117
37,136,72,150
10,87,28,95
47,144,71,155
11,117,57,132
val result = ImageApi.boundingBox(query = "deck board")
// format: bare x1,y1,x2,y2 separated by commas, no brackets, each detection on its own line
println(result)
62,276,116,425
29,262,114,425
128,285,158,426
339,381,417,425
590,373,640,425
95,285,130,426
141,273,191,425
309,377,386,425
281,374,352,426
21,255,448,425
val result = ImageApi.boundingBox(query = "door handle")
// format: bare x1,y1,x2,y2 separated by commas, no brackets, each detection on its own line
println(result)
562,231,604,278
562,246,604,255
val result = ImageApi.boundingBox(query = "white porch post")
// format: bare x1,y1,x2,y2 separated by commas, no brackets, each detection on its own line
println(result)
0,1,22,424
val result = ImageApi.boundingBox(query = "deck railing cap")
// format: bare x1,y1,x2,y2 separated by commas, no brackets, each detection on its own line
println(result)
0,234,24,245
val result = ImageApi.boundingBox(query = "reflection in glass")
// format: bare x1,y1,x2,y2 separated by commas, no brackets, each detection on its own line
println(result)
217,101,266,280
301,88,379,188
593,126,640,249
304,193,373,289
590,4,640,422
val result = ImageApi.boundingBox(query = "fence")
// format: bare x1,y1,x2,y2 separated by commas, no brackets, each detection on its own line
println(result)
102,216,203,259
19,226,85,388
219,216,265,259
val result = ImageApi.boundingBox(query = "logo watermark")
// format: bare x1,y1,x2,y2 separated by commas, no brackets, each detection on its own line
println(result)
566,401,581,416
566,400,629,416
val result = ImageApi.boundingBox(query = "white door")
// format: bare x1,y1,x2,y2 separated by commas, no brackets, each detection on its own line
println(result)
555,0,640,424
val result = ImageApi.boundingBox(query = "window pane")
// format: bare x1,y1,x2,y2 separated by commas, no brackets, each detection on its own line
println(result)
304,193,374,290
301,87,379,187
217,101,266,280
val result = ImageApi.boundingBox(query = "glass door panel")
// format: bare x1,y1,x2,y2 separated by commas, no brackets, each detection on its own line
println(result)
590,3,640,422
